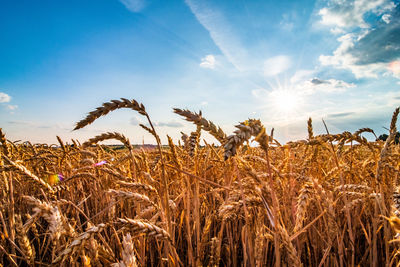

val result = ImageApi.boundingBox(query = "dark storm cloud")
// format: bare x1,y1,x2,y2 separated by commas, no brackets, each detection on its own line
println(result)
349,5,400,65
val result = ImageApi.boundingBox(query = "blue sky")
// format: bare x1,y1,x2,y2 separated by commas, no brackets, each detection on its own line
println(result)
1,0,400,144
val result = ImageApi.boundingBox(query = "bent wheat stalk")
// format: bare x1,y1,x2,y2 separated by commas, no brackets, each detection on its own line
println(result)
82,132,132,150
74,98,172,242
173,108,226,143
2,156,54,193
224,119,263,160
117,218,171,242
53,223,107,264
74,98,146,130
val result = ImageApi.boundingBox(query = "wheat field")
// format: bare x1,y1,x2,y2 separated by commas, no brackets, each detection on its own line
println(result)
1,98,400,266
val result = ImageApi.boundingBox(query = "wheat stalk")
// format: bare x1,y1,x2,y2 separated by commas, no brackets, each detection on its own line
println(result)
117,218,171,242
173,108,226,143
376,107,400,184
0,128,10,157
53,223,107,264
15,214,35,264
294,182,313,233
307,118,314,140
116,181,157,195
111,233,138,267
108,189,157,208
23,196,66,240
82,132,132,149
354,127,377,138
2,155,54,193
224,119,263,160
74,98,146,130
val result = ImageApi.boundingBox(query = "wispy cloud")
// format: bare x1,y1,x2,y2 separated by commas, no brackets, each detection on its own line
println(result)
130,116,183,128
200,54,216,69
290,69,315,84
0,92,11,103
185,0,248,71
7,120,71,130
119,0,146,13
7,105,18,110
155,121,184,127
327,111,355,118
263,55,291,77
280,12,296,31
7,120,32,126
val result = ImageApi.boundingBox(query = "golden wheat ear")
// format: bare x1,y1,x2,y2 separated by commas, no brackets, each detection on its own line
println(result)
82,132,131,149
0,128,10,156
173,108,226,143
224,119,263,160
74,98,146,130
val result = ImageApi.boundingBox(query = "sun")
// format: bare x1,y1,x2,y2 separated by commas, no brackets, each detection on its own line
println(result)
270,89,299,113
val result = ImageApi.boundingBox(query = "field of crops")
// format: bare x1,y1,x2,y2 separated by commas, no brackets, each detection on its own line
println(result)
1,98,400,266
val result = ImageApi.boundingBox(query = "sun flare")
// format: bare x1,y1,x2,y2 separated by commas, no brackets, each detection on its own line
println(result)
270,89,298,113
389,60,400,74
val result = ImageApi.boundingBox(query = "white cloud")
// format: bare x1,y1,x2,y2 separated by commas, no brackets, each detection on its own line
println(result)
0,92,11,103
312,78,355,92
382,13,391,23
319,33,388,78
319,33,356,68
330,27,345,35
201,101,208,106
7,105,18,110
119,0,146,12
263,55,291,77
318,0,395,29
200,55,216,69
294,78,355,95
